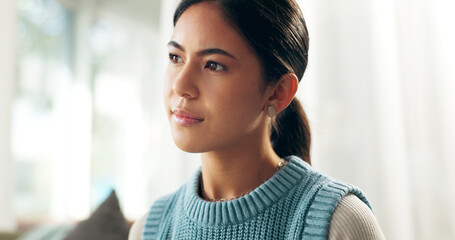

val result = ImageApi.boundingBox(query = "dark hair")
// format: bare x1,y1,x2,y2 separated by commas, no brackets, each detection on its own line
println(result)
174,0,311,164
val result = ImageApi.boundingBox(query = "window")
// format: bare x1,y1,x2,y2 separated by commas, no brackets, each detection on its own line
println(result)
12,0,193,223
14,0,75,222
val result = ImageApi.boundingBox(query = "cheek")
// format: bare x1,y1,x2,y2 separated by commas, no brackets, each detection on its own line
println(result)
206,80,264,120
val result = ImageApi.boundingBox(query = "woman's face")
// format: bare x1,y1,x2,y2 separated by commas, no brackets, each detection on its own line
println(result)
164,2,269,153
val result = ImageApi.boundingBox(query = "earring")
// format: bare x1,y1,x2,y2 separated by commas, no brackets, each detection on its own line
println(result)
267,105,276,117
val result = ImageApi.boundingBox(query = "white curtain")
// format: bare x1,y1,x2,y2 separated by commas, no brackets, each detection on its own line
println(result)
297,0,455,239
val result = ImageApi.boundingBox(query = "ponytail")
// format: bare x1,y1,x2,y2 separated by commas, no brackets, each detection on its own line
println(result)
271,98,311,164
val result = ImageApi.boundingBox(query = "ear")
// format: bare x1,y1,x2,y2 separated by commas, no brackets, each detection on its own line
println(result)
266,73,298,114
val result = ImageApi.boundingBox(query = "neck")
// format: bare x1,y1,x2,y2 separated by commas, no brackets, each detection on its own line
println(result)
199,130,282,201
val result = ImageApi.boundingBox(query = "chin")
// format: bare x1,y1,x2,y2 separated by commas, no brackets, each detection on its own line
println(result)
171,131,210,153
173,139,209,153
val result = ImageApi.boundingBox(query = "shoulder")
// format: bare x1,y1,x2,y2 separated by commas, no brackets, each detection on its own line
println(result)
290,156,380,239
328,194,386,240
127,191,182,240
128,213,147,240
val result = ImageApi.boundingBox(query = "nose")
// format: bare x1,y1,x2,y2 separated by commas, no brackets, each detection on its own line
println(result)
172,62,199,99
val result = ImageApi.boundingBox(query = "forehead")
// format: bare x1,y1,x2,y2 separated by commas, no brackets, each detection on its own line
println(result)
171,2,253,55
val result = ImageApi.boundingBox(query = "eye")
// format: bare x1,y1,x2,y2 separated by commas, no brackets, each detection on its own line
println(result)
169,54,183,64
205,61,227,72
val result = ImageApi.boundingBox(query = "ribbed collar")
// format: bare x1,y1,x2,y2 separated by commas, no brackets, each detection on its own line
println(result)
182,156,310,226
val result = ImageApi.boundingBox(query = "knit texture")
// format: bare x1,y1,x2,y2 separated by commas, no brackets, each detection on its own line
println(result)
142,156,372,240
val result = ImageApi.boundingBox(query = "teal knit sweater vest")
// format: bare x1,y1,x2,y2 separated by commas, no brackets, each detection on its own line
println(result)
142,156,372,240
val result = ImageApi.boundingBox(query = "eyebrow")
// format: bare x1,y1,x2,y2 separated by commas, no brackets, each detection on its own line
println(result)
167,41,237,60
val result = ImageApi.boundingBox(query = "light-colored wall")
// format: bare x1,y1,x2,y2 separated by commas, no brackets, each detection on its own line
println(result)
0,0,17,232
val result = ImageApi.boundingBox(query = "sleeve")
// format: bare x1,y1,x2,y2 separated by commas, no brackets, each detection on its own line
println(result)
128,213,147,240
327,194,386,240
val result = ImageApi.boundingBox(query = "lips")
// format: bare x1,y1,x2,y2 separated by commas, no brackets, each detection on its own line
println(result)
171,108,204,127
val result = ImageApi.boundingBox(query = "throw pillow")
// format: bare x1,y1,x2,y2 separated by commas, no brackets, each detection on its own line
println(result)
63,190,130,240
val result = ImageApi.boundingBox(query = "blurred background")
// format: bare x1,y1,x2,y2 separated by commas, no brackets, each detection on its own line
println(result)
0,0,454,239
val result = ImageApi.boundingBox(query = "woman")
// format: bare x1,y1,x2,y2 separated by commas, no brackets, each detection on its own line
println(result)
130,0,385,239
